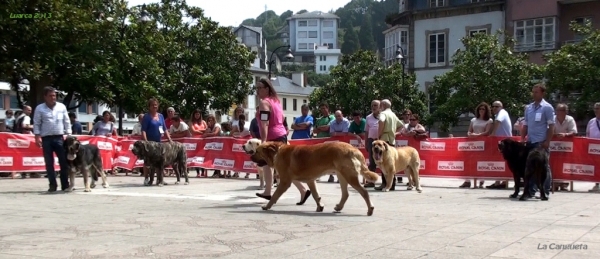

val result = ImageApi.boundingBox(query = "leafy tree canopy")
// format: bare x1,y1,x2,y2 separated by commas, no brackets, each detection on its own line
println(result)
308,50,428,119
426,32,543,132
544,21,600,119
341,21,360,55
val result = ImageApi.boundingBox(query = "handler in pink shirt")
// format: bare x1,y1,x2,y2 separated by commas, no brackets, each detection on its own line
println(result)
364,100,384,187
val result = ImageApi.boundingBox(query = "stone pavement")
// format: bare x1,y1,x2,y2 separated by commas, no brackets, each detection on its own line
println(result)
1,175,600,259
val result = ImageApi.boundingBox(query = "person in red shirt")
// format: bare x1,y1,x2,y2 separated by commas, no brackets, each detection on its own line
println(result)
164,107,176,129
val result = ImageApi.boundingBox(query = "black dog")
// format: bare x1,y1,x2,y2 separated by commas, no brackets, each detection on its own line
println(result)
131,140,189,186
520,148,550,201
498,138,533,199
63,136,108,192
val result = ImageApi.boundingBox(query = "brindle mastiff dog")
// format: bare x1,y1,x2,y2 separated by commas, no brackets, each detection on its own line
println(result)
131,140,189,186
63,136,109,192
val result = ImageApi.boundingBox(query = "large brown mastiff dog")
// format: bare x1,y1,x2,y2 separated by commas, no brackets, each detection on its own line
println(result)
372,140,422,192
244,139,379,216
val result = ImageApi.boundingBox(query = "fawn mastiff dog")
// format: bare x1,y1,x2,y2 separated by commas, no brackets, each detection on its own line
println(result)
243,139,379,216
371,140,422,192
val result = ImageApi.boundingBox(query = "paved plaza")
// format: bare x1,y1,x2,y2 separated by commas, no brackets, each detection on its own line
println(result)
1,174,600,259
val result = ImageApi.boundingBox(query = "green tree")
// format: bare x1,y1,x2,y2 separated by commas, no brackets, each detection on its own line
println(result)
544,21,600,119
147,0,256,117
305,71,332,87
279,10,293,22
358,12,376,51
426,32,543,131
308,50,427,118
296,10,308,14
341,22,360,55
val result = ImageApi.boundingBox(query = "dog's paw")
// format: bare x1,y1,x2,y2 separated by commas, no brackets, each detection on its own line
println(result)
184,182,189,185
367,206,375,216
174,181,180,185
316,204,324,212
84,188,91,192
90,183,96,189
261,205,270,211
417,188,422,193
102,183,109,188
407,186,413,190
509,194,518,199
334,204,343,212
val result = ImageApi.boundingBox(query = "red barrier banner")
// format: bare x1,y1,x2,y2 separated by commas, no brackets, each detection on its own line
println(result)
0,133,117,172
1,133,600,182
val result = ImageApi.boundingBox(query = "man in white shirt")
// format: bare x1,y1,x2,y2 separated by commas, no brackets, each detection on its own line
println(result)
488,101,512,189
553,103,577,191
168,115,190,138
587,102,600,192
132,114,143,135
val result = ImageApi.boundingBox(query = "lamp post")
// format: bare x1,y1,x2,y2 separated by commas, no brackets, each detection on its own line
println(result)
102,4,151,135
395,44,406,87
266,45,293,79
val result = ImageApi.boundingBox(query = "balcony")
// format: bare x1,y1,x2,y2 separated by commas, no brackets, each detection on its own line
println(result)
513,41,557,52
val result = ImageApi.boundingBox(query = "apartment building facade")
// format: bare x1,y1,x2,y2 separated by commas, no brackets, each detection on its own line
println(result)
506,0,600,64
287,11,340,63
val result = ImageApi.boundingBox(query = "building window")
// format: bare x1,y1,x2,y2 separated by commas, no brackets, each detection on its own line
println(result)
298,43,308,49
322,56,327,61
308,31,318,38
9,95,19,109
78,102,87,113
0,94,4,109
303,99,307,104
298,21,307,27
323,31,334,39
309,43,315,49
293,99,297,111
469,28,487,36
430,0,445,7
428,33,446,65
298,31,307,38
323,20,334,27
91,103,98,114
573,17,592,41
514,17,556,52
384,29,408,66
282,98,287,110
308,20,318,26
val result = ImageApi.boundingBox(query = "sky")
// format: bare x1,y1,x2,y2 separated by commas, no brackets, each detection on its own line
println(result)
127,0,351,27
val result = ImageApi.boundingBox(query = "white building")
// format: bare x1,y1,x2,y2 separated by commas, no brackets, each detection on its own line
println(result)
314,45,341,74
0,82,138,133
287,11,340,63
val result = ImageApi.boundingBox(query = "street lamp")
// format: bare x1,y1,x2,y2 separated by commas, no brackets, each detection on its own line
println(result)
267,45,293,79
396,44,407,87
102,4,151,135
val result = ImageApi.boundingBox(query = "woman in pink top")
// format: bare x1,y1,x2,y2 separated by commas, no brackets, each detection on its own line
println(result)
255,78,311,205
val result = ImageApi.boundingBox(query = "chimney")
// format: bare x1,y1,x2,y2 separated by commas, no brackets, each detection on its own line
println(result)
292,72,305,87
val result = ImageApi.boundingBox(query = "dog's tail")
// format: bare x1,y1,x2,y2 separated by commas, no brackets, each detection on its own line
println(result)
352,157,379,183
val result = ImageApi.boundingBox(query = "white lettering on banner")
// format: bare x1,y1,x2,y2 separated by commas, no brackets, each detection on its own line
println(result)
7,139,30,148
437,161,464,171
117,156,130,164
80,141,90,145
457,141,485,151
395,140,409,147
549,141,573,153
97,141,112,150
588,144,600,155
115,145,122,152
135,159,144,166
23,157,45,166
204,142,224,151
183,143,197,151
563,163,594,176
349,139,360,148
128,144,134,151
213,158,235,168
232,143,245,152
0,157,14,167
476,161,506,172
419,160,425,170
187,156,205,164
110,158,114,164
420,141,445,151
243,161,257,170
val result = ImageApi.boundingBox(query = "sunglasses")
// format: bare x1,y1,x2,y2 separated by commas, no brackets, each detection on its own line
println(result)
478,108,486,111
409,119,417,121
403,113,411,116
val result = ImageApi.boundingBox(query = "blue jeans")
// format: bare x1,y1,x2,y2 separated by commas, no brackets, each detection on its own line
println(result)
526,142,552,197
42,135,69,188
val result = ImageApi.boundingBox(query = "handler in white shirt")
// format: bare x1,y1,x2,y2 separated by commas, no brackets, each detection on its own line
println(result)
168,115,190,138
553,103,577,191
